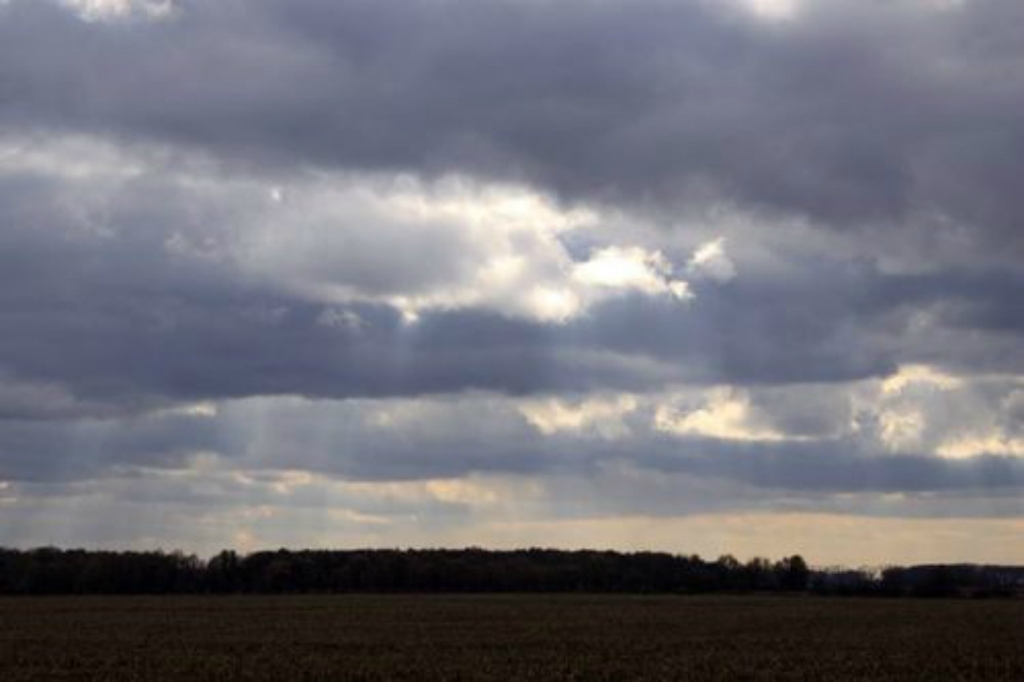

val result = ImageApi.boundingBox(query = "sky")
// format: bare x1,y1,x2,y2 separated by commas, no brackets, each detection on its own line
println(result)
1,0,1023,566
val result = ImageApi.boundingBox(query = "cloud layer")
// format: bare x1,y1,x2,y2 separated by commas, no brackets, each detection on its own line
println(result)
1,0,1023,563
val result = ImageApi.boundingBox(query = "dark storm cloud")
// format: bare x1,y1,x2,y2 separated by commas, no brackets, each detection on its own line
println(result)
2,0,1024,241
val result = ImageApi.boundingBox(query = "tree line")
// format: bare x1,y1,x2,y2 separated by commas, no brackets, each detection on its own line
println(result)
0,547,1020,596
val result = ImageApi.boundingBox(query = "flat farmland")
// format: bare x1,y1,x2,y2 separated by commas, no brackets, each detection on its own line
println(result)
1,595,1022,681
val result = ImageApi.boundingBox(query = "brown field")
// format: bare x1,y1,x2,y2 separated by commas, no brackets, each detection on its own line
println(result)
1,594,1022,680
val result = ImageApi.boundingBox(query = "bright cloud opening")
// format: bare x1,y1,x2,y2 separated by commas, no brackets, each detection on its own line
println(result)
654,388,798,442
520,395,639,439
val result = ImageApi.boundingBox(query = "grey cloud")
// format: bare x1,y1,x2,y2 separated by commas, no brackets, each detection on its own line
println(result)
2,0,1024,243
537,465,1024,522
633,435,1024,496
0,411,225,482
744,385,852,439
5,390,1024,500
2,0,1024,552
2,1,1024,415
3,161,1024,413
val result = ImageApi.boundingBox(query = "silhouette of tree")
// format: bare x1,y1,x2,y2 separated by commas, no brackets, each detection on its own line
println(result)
1,546,1020,597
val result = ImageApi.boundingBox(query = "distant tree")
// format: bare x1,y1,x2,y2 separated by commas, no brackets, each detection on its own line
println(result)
744,557,777,590
0,547,1018,597
207,550,241,592
776,555,810,591
809,568,877,596
913,565,957,598
880,567,907,596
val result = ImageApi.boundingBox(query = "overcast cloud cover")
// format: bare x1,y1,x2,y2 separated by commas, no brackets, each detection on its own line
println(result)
1,0,1023,564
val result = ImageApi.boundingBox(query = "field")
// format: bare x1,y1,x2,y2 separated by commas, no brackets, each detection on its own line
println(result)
1,595,1022,680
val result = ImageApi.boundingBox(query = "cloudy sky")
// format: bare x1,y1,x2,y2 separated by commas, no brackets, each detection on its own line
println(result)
1,0,1023,565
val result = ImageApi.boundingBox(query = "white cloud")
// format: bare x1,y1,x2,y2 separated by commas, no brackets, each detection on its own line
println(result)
687,238,737,283
519,395,639,439
573,246,689,297
740,0,801,21
1,133,711,324
239,178,699,322
860,365,1024,458
937,435,1024,459
654,387,799,442
881,364,963,395
60,0,174,21
877,407,927,452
